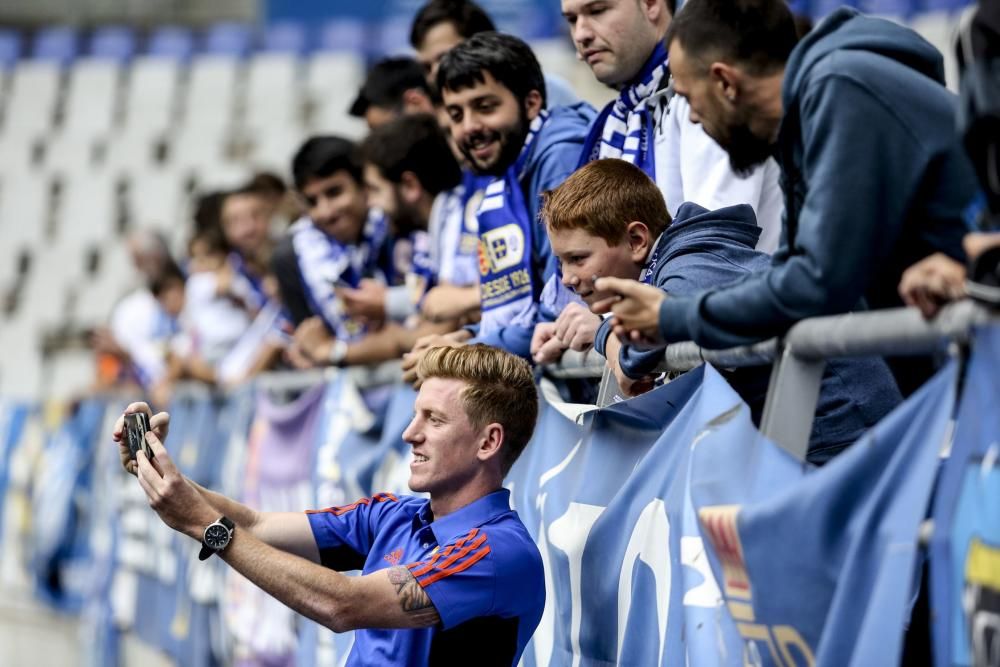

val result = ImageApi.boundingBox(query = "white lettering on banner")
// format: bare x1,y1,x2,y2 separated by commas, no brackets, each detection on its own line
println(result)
681,536,723,608
617,499,671,666
533,493,557,667
538,438,583,488
548,502,607,667
549,502,606,667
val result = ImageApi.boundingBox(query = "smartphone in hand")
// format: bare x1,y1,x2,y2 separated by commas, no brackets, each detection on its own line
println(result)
125,412,153,461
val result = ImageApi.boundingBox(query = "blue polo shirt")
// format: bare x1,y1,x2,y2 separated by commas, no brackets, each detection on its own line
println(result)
305,489,544,666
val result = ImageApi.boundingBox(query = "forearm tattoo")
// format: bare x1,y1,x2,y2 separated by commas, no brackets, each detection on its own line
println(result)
387,566,435,613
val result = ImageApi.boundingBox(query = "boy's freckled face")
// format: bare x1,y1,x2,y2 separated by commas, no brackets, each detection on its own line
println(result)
547,226,641,305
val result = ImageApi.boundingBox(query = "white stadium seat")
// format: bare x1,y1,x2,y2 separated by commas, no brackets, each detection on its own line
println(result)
123,56,181,137
169,123,230,175
182,55,242,131
0,134,39,179
2,60,61,138
0,173,50,251
55,172,119,247
304,52,366,138
244,52,301,132
18,243,85,330
126,168,185,234
61,58,121,139
44,349,96,401
0,320,43,400
42,134,97,177
103,128,159,174
248,128,305,175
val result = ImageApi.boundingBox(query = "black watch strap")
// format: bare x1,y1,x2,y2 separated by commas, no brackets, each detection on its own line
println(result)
198,516,235,561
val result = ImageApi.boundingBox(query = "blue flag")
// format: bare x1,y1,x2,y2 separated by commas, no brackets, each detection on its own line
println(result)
931,325,1000,667
690,362,959,666
30,399,109,612
0,400,32,546
507,367,746,666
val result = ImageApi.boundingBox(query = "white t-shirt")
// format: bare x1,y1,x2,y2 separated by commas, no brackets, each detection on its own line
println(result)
180,271,252,365
656,95,784,254
109,289,174,387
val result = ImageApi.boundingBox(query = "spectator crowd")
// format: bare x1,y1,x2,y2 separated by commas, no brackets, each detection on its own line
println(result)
92,0,998,460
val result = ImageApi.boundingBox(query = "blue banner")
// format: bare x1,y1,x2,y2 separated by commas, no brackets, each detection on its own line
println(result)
30,399,108,612
507,368,746,666
931,326,1000,667
690,361,959,666
0,400,31,548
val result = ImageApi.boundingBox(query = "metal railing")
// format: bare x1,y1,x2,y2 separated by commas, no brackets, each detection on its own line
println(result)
545,300,999,461
162,300,997,463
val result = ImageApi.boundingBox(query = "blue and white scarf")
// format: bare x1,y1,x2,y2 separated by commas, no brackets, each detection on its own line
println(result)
578,41,669,178
476,111,549,336
291,209,388,342
403,229,436,307
432,171,489,287
227,251,268,314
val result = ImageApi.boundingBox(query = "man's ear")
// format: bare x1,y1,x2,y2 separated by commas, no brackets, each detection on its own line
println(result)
477,423,505,466
523,89,544,121
402,88,434,114
641,0,665,23
709,61,743,105
399,171,424,205
625,221,654,263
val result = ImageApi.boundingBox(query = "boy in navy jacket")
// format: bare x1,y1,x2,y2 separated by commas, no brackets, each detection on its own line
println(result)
542,159,901,463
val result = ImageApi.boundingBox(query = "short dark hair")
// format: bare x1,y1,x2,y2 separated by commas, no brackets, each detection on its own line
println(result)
149,260,185,297
361,114,462,196
350,57,433,117
665,0,798,75
248,171,287,198
410,0,496,49
290,136,362,191
437,32,546,107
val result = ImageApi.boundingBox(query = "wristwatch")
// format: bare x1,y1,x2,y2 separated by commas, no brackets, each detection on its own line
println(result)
199,516,235,561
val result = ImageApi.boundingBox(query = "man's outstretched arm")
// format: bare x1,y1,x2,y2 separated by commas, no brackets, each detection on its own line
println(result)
135,433,440,632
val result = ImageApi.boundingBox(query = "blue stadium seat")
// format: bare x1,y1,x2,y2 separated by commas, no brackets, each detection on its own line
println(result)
0,29,23,69
317,19,368,54
204,22,253,57
90,25,137,62
262,21,308,55
147,26,195,60
31,26,79,66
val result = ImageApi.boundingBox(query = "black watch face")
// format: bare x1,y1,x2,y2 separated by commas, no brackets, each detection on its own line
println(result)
205,523,231,549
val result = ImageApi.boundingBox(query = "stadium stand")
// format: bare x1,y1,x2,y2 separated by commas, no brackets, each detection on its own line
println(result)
2,3,996,666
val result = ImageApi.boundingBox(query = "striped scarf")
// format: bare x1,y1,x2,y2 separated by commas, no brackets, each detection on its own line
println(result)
578,41,669,178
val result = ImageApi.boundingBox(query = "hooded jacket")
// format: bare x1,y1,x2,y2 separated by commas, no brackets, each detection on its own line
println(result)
657,10,978,378
596,202,902,462
472,101,597,358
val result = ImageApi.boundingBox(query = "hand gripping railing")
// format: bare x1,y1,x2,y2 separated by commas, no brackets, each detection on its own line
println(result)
544,300,1000,461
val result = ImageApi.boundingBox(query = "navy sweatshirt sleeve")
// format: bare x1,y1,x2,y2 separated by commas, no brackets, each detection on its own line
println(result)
659,70,967,348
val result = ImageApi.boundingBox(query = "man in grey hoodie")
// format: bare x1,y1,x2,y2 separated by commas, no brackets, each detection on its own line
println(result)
593,0,979,394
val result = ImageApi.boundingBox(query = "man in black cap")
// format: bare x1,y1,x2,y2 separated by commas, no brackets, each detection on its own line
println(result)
350,57,437,129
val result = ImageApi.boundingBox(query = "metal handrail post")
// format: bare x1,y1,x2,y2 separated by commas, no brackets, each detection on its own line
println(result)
758,348,827,460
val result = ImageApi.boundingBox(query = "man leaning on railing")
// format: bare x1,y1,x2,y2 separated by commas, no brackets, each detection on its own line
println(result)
593,0,980,397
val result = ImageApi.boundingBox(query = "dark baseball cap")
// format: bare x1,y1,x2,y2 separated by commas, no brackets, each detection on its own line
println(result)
349,56,433,117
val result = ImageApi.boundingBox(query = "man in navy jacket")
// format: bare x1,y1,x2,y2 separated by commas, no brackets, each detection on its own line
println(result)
594,0,979,395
